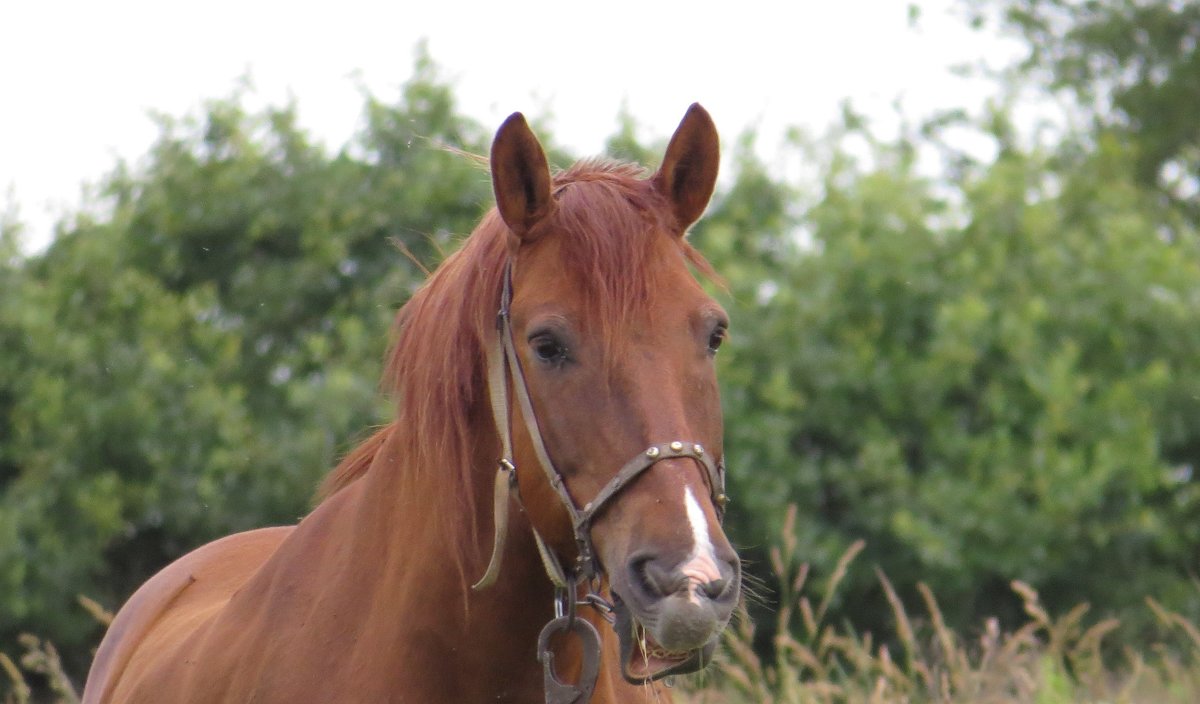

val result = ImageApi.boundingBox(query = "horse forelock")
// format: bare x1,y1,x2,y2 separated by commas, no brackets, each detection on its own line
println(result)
544,159,718,356
315,158,717,587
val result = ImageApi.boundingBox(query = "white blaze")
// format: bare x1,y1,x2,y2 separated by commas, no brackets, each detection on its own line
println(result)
681,486,721,602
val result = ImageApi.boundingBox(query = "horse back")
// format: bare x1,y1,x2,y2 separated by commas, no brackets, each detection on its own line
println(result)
82,526,293,704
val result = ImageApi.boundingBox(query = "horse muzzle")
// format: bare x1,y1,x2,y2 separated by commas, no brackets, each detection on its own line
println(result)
611,550,740,683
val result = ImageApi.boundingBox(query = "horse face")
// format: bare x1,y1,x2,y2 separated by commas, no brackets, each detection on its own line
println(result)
510,231,740,681
493,105,740,682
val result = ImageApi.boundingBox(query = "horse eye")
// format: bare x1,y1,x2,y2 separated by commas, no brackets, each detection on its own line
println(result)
707,326,727,355
531,334,568,364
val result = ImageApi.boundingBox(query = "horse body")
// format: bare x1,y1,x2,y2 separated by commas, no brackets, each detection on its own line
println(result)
90,450,570,703
84,105,738,703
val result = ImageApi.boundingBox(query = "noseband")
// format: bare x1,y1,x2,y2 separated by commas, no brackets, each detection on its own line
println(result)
472,259,728,699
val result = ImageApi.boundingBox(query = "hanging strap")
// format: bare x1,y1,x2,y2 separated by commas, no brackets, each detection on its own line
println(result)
473,262,571,590
471,341,514,590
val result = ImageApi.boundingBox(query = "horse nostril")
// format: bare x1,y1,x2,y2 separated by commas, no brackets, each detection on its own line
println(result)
628,553,740,603
700,576,728,600
690,557,739,602
629,555,685,599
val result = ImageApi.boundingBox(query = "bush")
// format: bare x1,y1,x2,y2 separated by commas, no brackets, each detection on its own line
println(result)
707,126,1200,634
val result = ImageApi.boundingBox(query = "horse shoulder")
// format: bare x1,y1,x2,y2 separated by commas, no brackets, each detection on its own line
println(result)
83,526,293,704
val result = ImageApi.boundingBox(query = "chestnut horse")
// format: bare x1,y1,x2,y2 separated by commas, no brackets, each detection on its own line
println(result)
83,104,740,703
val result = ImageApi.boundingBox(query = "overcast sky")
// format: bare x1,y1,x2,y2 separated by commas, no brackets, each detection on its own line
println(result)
1,0,1022,252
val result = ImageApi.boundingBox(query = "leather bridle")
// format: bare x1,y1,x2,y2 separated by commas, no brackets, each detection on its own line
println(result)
471,258,728,700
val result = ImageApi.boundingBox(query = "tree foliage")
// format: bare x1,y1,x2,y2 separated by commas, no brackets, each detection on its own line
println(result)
967,0,1200,215
710,122,1200,636
0,52,491,670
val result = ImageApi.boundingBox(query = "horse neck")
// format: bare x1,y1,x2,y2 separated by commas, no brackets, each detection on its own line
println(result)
335,411,564,696
321,411,656,702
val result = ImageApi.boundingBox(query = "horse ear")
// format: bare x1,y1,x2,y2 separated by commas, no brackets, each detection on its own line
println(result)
491,112,554,242
652,103,720,232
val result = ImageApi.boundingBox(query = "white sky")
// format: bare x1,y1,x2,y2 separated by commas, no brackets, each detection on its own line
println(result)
1,0,1022,253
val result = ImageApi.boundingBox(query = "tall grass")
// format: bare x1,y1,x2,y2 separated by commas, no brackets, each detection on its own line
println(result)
5,511,1199,703
679,505,1200,703
2,635,77,704
2,597,110,704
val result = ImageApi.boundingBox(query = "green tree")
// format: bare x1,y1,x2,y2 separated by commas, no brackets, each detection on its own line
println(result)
0,51,492,675
704,100,1200,636
966,0,1200,217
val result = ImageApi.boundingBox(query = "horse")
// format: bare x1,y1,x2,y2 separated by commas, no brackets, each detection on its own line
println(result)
82,103,741,703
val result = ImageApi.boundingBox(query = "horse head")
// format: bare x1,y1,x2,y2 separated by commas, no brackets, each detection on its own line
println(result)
487,104,740,684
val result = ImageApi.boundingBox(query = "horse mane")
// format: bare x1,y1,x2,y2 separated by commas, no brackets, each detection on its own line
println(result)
315,157,717,571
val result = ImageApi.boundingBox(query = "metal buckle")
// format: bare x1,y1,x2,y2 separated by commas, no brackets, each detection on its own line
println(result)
537,614,601,704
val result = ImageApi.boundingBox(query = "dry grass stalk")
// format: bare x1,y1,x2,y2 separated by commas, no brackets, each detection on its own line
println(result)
76,595,114,628
1,651,32,704
673,504,1200,704
16,635,78,704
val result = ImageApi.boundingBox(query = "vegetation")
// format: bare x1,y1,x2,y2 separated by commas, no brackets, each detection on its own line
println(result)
6,515,1200,702
676,510,1200,703
3,0,1200,699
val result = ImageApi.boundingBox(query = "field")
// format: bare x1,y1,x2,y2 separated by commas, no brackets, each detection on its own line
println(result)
675,509,1200,703
5,509,1198,703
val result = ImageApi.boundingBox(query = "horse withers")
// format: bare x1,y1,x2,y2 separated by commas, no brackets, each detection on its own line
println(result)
83,103,740,703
